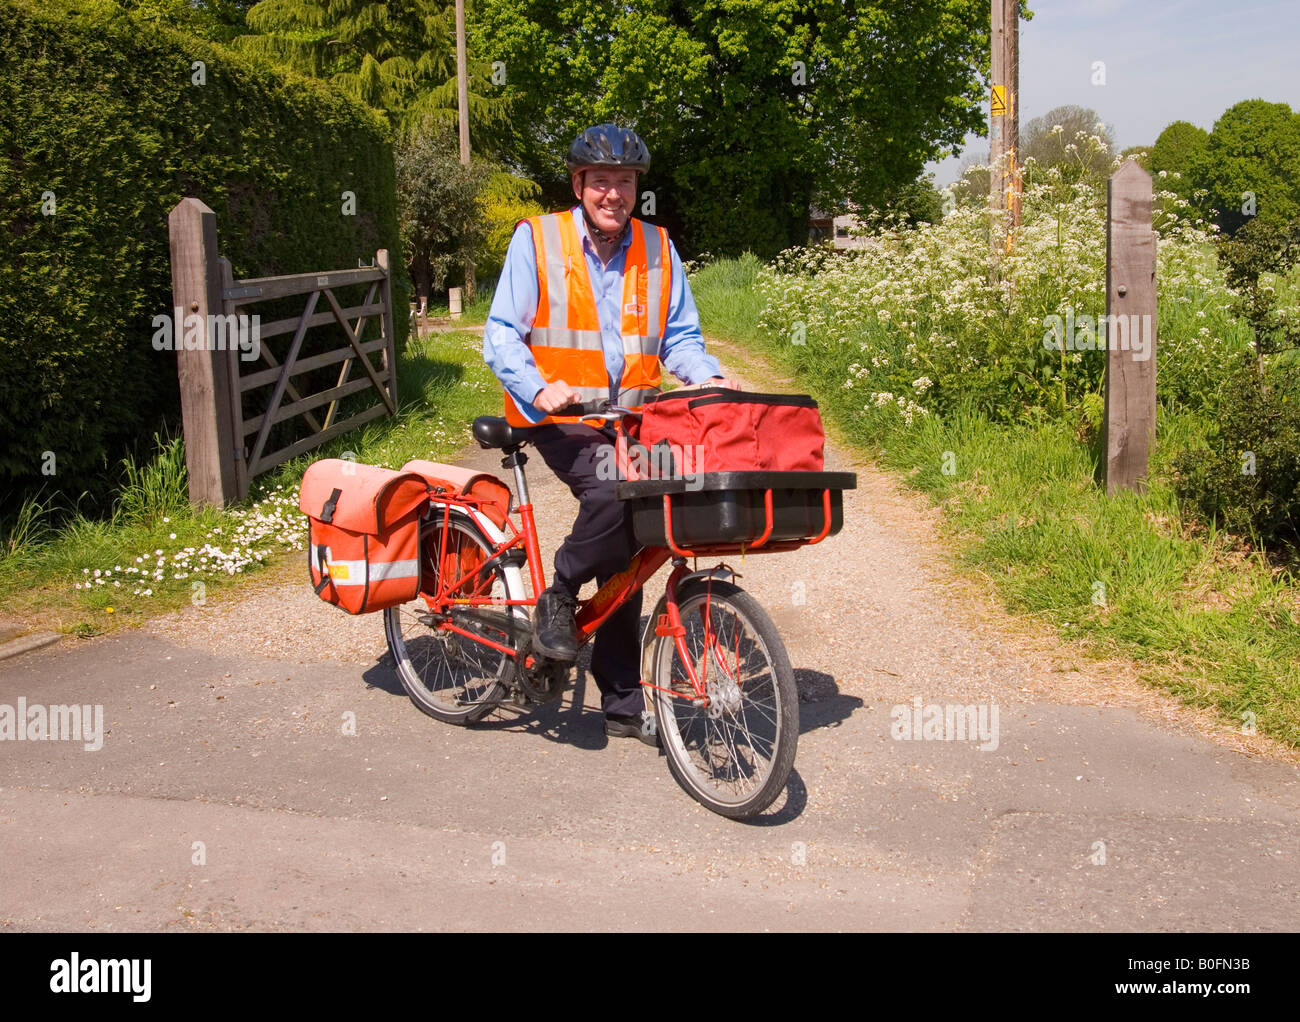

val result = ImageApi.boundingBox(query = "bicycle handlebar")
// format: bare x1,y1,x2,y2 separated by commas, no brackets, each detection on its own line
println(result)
553,399,610,417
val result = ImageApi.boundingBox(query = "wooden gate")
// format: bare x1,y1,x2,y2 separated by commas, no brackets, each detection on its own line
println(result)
168,197,400,506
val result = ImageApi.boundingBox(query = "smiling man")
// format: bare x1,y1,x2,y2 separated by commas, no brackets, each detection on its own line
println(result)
481,123,737,745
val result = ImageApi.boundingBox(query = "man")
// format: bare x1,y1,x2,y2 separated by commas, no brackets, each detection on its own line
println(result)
482,123,739,745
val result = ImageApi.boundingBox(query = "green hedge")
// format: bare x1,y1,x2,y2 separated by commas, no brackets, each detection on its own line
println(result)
0,0,407,517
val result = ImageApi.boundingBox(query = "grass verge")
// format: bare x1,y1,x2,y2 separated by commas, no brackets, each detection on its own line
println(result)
692,255,1300,747
0,328,500,637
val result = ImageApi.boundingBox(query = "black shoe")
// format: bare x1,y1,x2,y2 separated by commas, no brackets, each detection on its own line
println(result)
532,588,579,661
605,711,660,747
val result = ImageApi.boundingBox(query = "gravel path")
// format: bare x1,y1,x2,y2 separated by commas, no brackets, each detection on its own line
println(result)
2,339,1297,931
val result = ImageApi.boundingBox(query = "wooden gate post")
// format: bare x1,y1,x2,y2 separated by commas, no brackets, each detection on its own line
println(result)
169,198,239,507
1103,161,1158,495
377,248,399,408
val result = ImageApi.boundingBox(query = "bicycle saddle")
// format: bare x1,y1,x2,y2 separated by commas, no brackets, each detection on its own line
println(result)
472,416,534,450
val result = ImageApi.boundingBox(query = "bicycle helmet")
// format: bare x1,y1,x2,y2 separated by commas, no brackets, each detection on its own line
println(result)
565,123,651,174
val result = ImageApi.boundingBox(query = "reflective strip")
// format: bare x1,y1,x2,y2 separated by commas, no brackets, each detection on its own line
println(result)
310,547,418,584
516,211,670,424
559,213,602,330
618,387,658,409
569,385,609,400
529,326,604,349
621,333,662,359
538,215,568,326
643,224,663,340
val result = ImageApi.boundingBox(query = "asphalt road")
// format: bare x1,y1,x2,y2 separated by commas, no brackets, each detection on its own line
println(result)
2,359,1298,931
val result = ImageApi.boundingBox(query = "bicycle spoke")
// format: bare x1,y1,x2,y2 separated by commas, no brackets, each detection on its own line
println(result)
652,579,798,816
386,517,517,721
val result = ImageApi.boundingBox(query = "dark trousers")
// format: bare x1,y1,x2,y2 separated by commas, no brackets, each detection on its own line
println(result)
529,423,645,718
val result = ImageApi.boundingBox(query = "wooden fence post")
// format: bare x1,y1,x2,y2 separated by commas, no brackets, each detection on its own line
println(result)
1103,161,1158,495
169,198,239,507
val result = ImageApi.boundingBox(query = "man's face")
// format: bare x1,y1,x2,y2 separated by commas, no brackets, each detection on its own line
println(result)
572,166,637,237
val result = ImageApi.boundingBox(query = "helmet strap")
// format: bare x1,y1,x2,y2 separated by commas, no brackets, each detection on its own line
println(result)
581,200,631,246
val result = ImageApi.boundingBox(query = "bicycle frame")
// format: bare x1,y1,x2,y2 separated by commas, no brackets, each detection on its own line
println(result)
416,420,747,707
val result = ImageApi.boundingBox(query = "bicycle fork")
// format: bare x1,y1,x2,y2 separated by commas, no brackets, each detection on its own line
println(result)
646,565,741,710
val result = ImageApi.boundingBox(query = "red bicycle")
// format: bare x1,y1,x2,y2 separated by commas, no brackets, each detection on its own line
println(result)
382,401,854,819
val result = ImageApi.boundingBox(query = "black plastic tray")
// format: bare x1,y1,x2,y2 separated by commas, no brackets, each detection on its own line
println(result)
615,471,856,550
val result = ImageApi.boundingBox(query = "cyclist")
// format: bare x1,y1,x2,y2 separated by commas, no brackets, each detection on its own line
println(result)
482,123,739,746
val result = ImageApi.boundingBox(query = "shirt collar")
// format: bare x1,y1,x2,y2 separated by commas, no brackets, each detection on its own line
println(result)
572,205,634,256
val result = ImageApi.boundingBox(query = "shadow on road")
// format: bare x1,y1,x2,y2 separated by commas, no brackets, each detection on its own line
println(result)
360,640,854,825
793,667,861,734
361,648,611,752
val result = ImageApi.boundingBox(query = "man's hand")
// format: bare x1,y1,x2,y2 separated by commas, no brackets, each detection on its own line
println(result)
533,380,584,413
704,376,742,390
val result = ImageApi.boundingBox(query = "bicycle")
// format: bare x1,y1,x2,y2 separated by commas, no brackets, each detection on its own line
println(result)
382,400,854,819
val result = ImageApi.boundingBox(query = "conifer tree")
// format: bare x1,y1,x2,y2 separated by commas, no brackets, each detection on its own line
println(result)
239,0,509,136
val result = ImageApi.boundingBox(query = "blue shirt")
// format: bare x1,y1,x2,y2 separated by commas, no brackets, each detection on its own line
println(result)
482,205,721,423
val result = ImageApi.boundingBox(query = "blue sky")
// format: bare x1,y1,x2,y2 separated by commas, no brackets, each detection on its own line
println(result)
926,0,1300,185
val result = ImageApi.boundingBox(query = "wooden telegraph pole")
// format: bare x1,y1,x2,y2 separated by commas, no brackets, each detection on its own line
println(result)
455,0,475,303
989,0,1021,267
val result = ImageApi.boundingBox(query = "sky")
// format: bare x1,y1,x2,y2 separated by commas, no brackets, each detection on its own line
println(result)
925,0,1300,185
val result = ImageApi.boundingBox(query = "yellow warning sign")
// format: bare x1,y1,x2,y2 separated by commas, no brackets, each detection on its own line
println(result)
991,86,1006,117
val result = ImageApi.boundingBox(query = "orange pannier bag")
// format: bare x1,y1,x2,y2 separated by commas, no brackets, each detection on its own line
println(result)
298,459,431,614
400,459,512,528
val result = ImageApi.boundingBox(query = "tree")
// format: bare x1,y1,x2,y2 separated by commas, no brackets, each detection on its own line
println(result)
397,126,491,304
476,171,544,281
472,0,992,259
1190,99,1300,236
871,174,945,226
238,0,511,135
949,154,989,207
1216,215,1300,375
1019,104,1114,187
1149,120,1206,202
112,0,259,42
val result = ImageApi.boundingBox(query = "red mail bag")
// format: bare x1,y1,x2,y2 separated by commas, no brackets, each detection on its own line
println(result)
634,390,825,476
298,459,430,614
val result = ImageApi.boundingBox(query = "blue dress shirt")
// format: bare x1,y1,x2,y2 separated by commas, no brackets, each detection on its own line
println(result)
482,205,722,424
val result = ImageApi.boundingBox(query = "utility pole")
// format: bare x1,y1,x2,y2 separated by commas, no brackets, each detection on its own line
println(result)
989,0,1021,267
456,0,476,302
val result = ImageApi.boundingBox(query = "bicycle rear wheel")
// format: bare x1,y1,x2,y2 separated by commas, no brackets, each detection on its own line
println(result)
649,579,797,819
384,513,523,724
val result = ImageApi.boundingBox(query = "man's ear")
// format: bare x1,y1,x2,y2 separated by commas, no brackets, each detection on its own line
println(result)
571,170,584,201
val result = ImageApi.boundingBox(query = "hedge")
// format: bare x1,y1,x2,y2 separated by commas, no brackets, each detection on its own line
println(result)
0,0,408,517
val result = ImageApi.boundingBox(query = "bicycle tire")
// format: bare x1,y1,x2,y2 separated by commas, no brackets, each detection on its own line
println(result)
384,513,524,724
649,579,798,819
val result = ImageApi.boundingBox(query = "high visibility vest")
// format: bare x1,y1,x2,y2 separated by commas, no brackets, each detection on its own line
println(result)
504,208,671,427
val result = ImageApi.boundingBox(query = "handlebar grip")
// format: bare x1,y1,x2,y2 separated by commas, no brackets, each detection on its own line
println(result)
553,399,609,417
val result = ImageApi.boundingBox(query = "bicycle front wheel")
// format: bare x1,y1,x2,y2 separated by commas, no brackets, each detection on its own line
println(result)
650,579,798,819
384,513,523,724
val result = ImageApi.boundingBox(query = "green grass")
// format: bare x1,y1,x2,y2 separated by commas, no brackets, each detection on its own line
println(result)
691,255,1300,747
0,328,501,635
418,285,494,326
689,252,766,342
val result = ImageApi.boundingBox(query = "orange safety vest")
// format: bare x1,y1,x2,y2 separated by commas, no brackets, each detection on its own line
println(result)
504,208,671,427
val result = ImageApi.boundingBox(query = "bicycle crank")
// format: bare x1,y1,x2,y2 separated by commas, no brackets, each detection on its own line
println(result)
516,657,572,705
